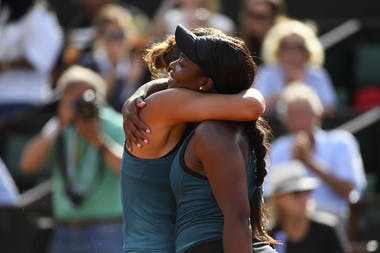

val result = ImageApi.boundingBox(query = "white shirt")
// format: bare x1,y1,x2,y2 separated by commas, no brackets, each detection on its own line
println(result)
0,3,62,104
0,157,19,206
265,128,367,222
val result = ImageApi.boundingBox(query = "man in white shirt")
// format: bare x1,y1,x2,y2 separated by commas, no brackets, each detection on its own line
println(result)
265,83,367,226
0,0,62,122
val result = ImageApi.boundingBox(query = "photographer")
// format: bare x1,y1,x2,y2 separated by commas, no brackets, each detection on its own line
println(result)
20,65,124,253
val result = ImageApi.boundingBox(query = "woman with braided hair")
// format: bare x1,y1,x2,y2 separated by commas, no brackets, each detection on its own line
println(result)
122,25,276,253
167,26,276,253
169,116,275,253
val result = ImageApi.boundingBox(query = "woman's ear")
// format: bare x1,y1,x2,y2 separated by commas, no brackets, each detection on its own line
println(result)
198,77,215,92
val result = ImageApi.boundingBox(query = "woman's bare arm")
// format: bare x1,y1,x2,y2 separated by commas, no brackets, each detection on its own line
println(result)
122,78,169,148
123,84,265,148
123,78,169,104
192,122,252,253
144,87,265,124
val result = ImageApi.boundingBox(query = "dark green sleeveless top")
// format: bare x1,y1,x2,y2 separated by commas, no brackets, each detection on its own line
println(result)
120,126,193,253
170,127,257,253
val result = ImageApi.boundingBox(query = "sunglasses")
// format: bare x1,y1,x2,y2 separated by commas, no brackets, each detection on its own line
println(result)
104,30,125,41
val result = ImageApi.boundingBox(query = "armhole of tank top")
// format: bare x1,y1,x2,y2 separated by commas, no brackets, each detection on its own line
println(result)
179,129,208,180
166,123,197,158
122,124,195,160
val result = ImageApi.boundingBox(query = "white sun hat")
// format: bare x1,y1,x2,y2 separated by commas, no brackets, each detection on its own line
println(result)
266,160,320,197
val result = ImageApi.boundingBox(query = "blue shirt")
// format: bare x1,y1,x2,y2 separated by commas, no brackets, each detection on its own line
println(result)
265,128,367,222
170,128,256,253
254,65,337,109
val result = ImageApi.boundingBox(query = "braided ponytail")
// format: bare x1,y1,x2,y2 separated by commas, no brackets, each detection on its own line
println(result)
253,117,270,187
243,117,277,245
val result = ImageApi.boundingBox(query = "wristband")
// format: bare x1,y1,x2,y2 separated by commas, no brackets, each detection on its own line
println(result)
41,117,61,140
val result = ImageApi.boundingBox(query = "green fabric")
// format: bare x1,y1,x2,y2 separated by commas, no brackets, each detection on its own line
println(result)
51,104,124,221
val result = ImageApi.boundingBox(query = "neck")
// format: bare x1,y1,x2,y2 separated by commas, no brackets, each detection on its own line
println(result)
279,214,309,242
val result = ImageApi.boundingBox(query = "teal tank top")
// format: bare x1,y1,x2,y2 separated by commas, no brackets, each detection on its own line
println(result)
170,128,257,253
120,126,193,253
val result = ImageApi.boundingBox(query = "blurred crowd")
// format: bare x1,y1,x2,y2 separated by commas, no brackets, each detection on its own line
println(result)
0,0,377,252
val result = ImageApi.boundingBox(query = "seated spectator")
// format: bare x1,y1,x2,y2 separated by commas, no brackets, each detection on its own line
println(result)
150,0,236,41
265,160,349,253
238,0,288,65
266,83,367,227
77,4,146,112
0,0,62,122
254,20,337,114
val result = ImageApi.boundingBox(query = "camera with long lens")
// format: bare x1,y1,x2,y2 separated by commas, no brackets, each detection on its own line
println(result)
66,187,86,206
74,89,99,120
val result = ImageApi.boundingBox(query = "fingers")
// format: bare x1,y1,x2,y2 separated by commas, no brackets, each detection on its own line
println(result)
135,97,146,108
125,139,132,152
132,116,150,138
122,97,151,150
58,100,75,127
132,98,150,135
123,119,146,150
75,117,101,143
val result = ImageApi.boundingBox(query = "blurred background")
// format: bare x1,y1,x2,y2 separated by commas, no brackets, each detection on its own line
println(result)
0,0,379,252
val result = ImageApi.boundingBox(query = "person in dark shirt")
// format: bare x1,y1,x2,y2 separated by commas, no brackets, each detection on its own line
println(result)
265,160,349,253
238,0,288,66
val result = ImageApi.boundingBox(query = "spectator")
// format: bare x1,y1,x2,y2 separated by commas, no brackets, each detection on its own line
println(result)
266,160,348,253
254,20,337,114
150,0,236,41
62,0,116,65
20,65,124,253
62,0,150,69
77,3,146,112
0,0,62,122
239,0,288,65
266,83,367,227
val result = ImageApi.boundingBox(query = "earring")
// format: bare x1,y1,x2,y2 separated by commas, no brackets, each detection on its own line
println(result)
199,86,204,91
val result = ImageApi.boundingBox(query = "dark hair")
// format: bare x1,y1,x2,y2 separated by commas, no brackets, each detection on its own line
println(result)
243,118,276,244
1,0,36,23
208,36,257,94
174,25,257,94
